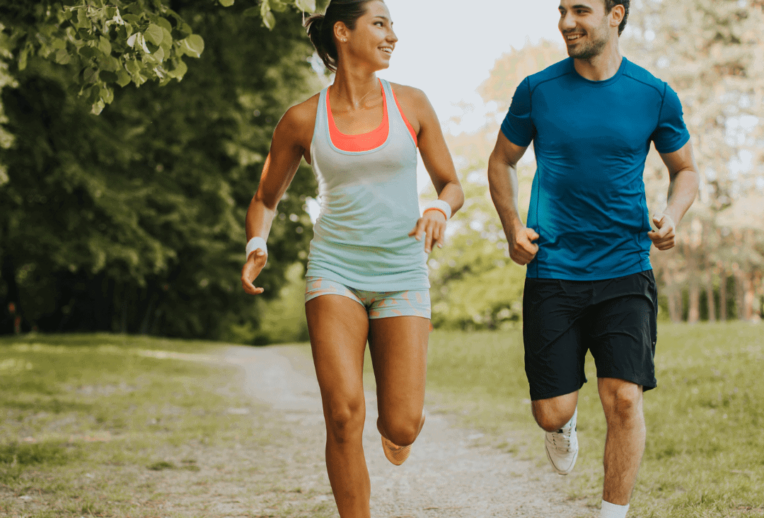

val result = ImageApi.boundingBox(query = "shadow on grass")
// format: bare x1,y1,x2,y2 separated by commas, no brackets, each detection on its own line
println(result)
0,441,72,466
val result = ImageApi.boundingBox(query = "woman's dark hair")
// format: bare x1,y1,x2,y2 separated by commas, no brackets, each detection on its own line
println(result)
305,0,380,72
604,0,630,36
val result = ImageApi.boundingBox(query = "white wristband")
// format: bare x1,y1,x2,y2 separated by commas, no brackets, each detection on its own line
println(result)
246,237,268,261
423,199,452,220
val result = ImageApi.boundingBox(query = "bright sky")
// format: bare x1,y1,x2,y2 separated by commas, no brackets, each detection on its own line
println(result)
307,0,566,217
378,0,562,130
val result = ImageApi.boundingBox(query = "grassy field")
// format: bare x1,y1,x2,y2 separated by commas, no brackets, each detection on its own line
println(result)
0,334,333,518
419,322,764,518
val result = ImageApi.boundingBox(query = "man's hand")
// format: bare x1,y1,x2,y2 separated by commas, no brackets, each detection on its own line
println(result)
241,250,268,295
509,224,540,266
409,210,448,254
648,213,676,251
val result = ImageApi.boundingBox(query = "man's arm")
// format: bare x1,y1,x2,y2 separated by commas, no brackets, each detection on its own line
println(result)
488,132,539,266
649,140,700,251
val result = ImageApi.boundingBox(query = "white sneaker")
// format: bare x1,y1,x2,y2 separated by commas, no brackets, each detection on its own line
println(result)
544,408,579,475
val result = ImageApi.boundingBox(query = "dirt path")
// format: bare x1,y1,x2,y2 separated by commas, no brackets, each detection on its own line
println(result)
223,344,594,518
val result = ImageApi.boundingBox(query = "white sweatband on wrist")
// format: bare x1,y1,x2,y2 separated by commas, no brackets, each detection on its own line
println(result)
423,199,452,220
246,237,268,261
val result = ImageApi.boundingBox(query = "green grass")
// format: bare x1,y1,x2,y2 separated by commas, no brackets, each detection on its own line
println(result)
420,322,764,517
0,333,334,517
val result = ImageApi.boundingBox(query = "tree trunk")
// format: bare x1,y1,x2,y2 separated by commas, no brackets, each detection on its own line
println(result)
705,261,716,322
743,273,755,322
735,272,745,320
686,243,700,323
720,269,728,321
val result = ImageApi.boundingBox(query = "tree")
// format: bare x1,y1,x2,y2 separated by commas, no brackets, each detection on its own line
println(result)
0,1,320,339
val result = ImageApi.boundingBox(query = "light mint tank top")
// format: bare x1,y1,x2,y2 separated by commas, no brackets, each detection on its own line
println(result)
306,79,429,291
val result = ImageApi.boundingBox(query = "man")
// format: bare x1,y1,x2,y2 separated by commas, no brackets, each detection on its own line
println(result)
487,1,699,517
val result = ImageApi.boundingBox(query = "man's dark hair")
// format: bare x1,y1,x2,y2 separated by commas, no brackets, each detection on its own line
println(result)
605,0,630,36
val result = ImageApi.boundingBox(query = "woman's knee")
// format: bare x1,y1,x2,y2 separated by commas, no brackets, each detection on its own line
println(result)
379,413,423,447
324,396,365,443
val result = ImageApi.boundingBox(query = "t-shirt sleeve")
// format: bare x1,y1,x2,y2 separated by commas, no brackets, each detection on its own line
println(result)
651,83,690,154
500,77,535,147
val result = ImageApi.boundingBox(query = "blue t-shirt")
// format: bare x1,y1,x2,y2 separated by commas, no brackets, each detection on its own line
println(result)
501,57,690,281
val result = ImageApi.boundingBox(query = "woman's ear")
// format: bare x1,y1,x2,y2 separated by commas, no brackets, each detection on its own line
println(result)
334,21,350,43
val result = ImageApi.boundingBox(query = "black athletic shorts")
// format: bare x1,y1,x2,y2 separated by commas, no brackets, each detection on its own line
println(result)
523,270,658,401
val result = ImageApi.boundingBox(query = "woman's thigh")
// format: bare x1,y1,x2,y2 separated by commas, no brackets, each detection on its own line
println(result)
306,295,370,416
368,316,430,423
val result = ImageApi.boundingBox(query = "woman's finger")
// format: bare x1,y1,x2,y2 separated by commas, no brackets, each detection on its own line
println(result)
433,224,444,248
408,220,425,240
424,223,435,253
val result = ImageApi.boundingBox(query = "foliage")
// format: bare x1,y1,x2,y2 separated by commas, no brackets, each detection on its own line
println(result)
0,2,320,339
0,0,329,114
425,40,564,330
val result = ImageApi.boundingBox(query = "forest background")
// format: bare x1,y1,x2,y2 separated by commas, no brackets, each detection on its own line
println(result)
0,0,762,344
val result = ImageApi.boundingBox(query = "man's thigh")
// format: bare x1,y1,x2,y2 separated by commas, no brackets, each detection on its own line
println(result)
523,278,589,401
584,272,658,391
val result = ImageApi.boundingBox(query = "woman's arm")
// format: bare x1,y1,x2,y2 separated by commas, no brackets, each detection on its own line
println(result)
241,104,311,295
394,85,464,254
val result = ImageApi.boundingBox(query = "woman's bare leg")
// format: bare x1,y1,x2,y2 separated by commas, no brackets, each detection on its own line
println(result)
369,316,430,447
306,295,370,518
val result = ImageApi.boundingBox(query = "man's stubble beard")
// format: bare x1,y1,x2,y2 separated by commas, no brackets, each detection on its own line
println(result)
567,23,610,60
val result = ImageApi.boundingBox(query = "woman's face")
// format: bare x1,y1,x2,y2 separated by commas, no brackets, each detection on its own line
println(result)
339,1,398,71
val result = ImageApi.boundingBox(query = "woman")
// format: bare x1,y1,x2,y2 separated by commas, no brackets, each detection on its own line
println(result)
241,1,463,515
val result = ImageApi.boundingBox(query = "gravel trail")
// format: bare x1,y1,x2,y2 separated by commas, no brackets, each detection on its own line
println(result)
223,345,594,518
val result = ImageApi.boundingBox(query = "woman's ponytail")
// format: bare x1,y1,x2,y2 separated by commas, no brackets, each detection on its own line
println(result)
304,0,378,73
305,12,338,72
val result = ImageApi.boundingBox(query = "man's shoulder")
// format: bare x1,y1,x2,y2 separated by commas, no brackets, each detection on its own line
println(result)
621,58,667,97
526,58,575,92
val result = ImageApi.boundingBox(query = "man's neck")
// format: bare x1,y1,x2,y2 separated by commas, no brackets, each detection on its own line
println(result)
574,41,623,82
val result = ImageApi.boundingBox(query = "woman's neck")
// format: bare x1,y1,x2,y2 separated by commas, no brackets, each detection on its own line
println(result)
331,66,381,109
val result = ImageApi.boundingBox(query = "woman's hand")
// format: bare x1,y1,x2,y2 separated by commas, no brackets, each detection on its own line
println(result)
409,210,447,253
241,250,268,295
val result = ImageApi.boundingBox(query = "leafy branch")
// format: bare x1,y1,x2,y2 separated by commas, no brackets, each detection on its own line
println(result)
0,0,325,114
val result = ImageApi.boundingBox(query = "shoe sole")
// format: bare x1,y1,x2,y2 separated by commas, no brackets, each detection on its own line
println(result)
381,415,426,467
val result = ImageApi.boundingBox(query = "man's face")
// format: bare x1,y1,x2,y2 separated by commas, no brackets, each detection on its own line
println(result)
558,0,612,60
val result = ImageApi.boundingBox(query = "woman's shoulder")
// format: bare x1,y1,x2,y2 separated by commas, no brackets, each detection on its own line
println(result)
388,82,428,103
281,92,322,130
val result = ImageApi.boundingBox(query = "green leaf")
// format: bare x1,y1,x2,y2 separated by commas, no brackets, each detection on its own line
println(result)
167,59,188,80
295,0,315,13
155,17,173,32
91,99,106,116
18,48,28,71
182,35,205,58
271,0,289,13
54,49,72,65
116,68,131,87
144,24,164,46
219,0,235,6
261,1,276,29
243,7,260,17
83,67,99,84
100,86,115,105
76,9,91,30
99,36,112,56
263,10,276,29
122,14,142,25
159,28,173,51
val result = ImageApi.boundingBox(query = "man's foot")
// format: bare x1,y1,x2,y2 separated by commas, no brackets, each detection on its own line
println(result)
544,408,578,475
380,415,425,466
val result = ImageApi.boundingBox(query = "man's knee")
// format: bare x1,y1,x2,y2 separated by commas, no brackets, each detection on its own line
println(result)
532,400,577,432
325,396,365,444
602,381,643,421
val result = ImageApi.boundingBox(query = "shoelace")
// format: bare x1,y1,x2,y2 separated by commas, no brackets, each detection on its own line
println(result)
550,425,576,453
